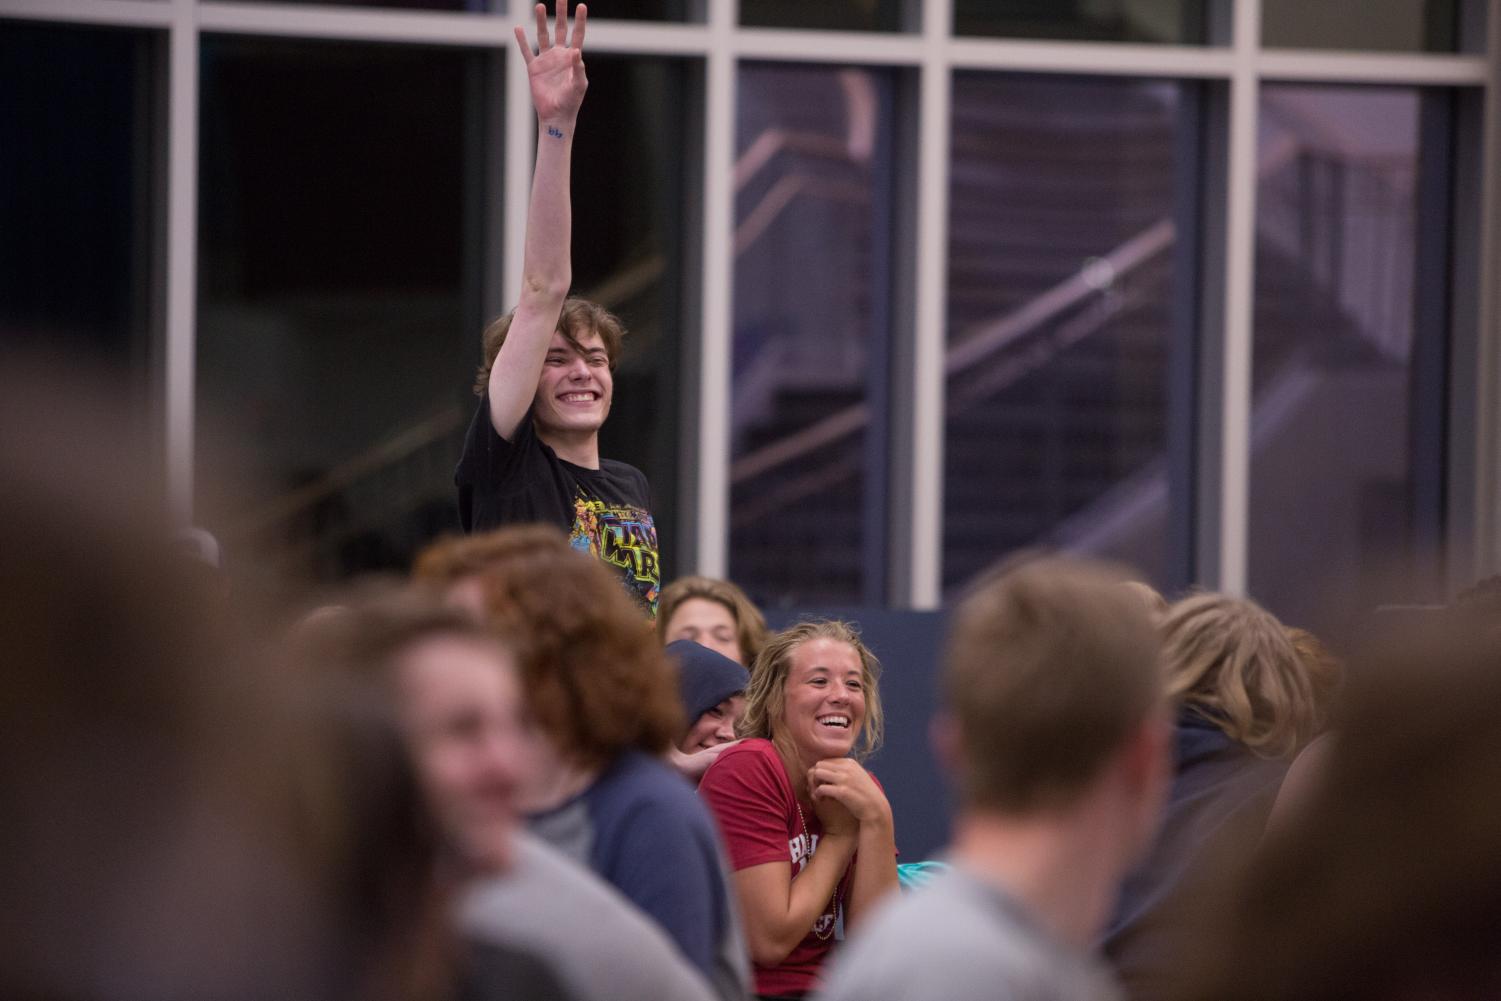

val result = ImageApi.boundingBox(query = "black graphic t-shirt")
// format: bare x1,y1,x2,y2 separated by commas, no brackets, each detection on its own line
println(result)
456,395,660,617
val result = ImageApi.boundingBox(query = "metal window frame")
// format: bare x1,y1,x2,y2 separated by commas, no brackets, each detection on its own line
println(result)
1,0,1494,600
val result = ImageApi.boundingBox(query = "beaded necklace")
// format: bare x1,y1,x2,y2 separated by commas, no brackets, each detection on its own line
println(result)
794,797,840,941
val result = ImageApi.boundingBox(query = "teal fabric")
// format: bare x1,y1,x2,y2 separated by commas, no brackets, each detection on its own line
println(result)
897,860,952,892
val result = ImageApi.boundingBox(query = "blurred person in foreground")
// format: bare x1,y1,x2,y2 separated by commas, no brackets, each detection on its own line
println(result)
699,620,898,1000
815,558,1169,1001
292,591,717,1001
413,526,750,1001
1101,592,1326,1001
459,0,661,617
289,604,570,1001
668,639,752,783
0,361,443,1001
1263,626,1345,835
1177,617,1501,1001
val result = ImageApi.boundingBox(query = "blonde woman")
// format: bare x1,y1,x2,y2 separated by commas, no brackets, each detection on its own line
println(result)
699,620,898,1000
1102,592,1323,1000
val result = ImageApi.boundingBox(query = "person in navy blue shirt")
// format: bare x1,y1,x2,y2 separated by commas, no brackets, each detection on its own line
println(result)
414,523,750,1001
1102,592,1325,1001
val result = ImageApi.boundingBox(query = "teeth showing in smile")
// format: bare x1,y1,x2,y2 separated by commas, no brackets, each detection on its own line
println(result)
560,392,597,403
817,715,850,728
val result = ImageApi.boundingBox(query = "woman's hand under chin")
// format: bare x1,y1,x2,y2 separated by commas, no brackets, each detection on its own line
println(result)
808,758,892,828
811,783,860,837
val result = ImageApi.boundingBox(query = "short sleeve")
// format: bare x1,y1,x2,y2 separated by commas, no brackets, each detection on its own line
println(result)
456,393,526,484
455,395,545,532
699,746,793,871
598,796,722,979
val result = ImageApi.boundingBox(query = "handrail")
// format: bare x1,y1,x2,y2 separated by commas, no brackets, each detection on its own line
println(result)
726,130,1342,488
730,218,1174,485
233,405,466,536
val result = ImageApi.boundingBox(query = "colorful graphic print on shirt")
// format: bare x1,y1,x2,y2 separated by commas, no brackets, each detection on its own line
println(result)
568,495,661,616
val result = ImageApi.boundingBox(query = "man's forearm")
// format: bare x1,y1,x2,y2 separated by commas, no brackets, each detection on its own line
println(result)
519,119,576,301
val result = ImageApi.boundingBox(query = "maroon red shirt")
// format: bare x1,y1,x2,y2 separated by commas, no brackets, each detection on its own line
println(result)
700,738,888,997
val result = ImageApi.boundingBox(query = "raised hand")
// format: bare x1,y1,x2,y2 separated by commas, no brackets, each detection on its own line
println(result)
514,1,588,126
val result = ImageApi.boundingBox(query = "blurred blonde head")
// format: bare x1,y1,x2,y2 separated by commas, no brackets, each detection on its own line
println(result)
1161,593,1316,759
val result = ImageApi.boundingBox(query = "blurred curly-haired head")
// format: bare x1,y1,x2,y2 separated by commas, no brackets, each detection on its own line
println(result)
412,526,681,769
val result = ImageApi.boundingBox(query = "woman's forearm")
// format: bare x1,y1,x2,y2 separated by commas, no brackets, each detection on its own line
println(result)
844,816,898,930
740,832,857,965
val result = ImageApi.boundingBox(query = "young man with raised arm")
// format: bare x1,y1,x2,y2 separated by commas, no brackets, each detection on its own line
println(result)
455,1,661,616
816,559,1172,1001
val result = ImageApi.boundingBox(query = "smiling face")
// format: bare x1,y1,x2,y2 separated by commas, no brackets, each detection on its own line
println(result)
664,597,743,665
394,635,529,871
532,328,613,440
679,694,746,753
779,638,867,766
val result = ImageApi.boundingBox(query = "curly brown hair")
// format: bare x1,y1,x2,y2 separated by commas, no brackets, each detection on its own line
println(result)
473,297,626,396
411,526,681,770
656,575,768,665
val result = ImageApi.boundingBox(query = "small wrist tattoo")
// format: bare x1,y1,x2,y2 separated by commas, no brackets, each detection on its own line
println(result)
546,126,565,139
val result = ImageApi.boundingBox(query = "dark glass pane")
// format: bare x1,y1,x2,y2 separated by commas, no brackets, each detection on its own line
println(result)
740,0,904,32
1249,86,1437,633
954,0,1207,43
1263,0,1458,52
582,0,694,19
196,36,486,584
730,64,896,607
0,22,159,403
575,55,690,581
244,0,495,10
943,75,1187,595
247,0,695,18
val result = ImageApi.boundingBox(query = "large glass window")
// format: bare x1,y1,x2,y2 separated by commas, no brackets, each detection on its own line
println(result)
942,74,1192,595
1248,85,1447,633
730,63,897,607
0,22,161,410
196,36,488,584
575,55,691,581
1262,0,1460,53
954,0,1209,44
